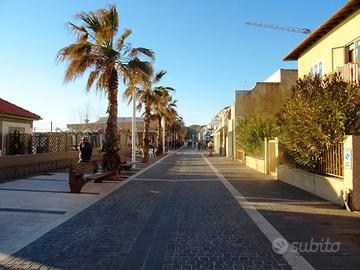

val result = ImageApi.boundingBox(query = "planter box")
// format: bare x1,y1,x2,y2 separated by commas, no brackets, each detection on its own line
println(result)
0,151,97,181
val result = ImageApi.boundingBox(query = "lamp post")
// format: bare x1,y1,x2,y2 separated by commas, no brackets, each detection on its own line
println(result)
161,116,166,153
132,91,136,165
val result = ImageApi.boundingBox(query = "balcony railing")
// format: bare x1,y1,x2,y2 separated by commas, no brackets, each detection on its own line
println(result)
335,63,360,85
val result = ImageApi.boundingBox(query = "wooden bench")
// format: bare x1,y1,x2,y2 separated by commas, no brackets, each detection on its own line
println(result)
68,161,111,193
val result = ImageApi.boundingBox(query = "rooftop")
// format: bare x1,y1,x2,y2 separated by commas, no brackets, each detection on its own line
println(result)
0,98,41,120
284,0,360,61
96,117,144,123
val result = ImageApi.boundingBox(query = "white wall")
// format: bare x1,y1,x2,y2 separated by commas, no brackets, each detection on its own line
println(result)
264,69,281,83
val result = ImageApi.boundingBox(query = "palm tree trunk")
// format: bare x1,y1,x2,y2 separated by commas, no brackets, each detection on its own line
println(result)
102,69,120,174
156,116,163,156
142,99,151,163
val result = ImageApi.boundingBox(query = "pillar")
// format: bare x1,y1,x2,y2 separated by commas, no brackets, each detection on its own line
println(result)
344,135,360,210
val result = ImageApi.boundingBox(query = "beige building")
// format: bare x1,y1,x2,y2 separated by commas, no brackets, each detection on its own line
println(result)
234,69,298,159
211,69,297,160
234,69,298,120
67,117,158,147
212,105,236,159
282,0,360,209
284,0,360,83
0,98,41,155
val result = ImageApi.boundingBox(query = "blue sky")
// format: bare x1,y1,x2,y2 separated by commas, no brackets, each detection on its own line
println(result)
0,0,348,130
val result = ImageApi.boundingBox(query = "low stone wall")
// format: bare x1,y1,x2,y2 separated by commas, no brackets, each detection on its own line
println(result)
245,156,265,174
278,164,345,206
0,151,100,181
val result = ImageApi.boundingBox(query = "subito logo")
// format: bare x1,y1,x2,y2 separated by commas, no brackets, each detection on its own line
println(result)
272,238,289,255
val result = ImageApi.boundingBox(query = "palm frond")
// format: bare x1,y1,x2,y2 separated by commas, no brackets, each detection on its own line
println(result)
63,56,91,83
76,11,101,34
86,71,98,91
116,28,132,50
130,47,155,60
136,102,142,112
66,22,89,42
154,70,167,83
56,43,93,64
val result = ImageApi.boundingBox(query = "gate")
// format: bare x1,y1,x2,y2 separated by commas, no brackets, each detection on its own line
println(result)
266,138,278,176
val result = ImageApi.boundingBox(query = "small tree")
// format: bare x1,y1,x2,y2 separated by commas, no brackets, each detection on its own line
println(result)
236,113,277,157
277,73,360,168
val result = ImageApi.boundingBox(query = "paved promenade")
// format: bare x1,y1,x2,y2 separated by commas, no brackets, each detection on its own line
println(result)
0,150,359,269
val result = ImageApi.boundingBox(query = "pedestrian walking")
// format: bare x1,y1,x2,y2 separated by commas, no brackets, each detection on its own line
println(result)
187,140,191,149
207,140,214,156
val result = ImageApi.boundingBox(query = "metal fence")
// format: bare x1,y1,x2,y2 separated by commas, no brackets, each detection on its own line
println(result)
316,143,344,178
5,132,75,154
5,132,112,156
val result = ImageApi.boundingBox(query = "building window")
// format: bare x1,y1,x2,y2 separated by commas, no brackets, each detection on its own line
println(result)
346,43,355,63
309,61,323,77
318,61,323,76
355,40,360,63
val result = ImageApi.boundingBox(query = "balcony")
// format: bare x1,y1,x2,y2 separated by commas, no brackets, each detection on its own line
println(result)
335,63,360,85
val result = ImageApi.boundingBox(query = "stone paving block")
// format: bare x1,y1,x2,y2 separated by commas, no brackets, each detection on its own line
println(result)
0,153,296,270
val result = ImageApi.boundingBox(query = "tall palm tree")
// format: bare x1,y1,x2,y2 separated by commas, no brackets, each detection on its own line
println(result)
123,67,173,163
57,5,154,173
169,116,186,148
153,94,177,156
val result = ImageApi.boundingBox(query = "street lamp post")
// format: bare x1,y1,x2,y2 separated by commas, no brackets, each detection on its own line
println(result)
161,117,166,153
132,91,136,166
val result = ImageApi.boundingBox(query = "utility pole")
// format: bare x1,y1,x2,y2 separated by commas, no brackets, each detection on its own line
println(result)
132,91,136,166
161,117,166,153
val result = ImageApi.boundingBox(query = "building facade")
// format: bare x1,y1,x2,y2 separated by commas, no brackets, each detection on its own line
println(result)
67,116,158,148
234,69,298,159
0,98,41,155
284,0,360,83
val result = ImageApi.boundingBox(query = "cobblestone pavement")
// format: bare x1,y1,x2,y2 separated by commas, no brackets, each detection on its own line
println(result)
209,156,360,270
0,150,293,270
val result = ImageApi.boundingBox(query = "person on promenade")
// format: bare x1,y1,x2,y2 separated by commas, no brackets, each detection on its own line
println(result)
79,136,93,162
187,140,192,149
207,140,214,156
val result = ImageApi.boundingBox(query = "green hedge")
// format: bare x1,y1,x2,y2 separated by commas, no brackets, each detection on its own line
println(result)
277,73,360,168
236,113,277,157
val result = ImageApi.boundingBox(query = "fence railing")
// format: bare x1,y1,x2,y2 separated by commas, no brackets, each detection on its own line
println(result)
316,143,344,178
5,132,75,155
335,63,360,85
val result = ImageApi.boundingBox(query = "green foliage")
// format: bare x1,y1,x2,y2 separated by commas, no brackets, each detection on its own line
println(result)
277,73,360,168
9,130,25,155
236,113,277,157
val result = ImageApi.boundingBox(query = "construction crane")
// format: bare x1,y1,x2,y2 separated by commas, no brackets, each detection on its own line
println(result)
245,21,311,34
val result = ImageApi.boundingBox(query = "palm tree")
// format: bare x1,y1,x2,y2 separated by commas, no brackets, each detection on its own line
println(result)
124,67,173,163
57,5,154,173
169,116,186,148
153,94,177,156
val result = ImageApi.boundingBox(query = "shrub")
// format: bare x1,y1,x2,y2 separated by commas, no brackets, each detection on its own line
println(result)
236,113,277,157
277,73,360,168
